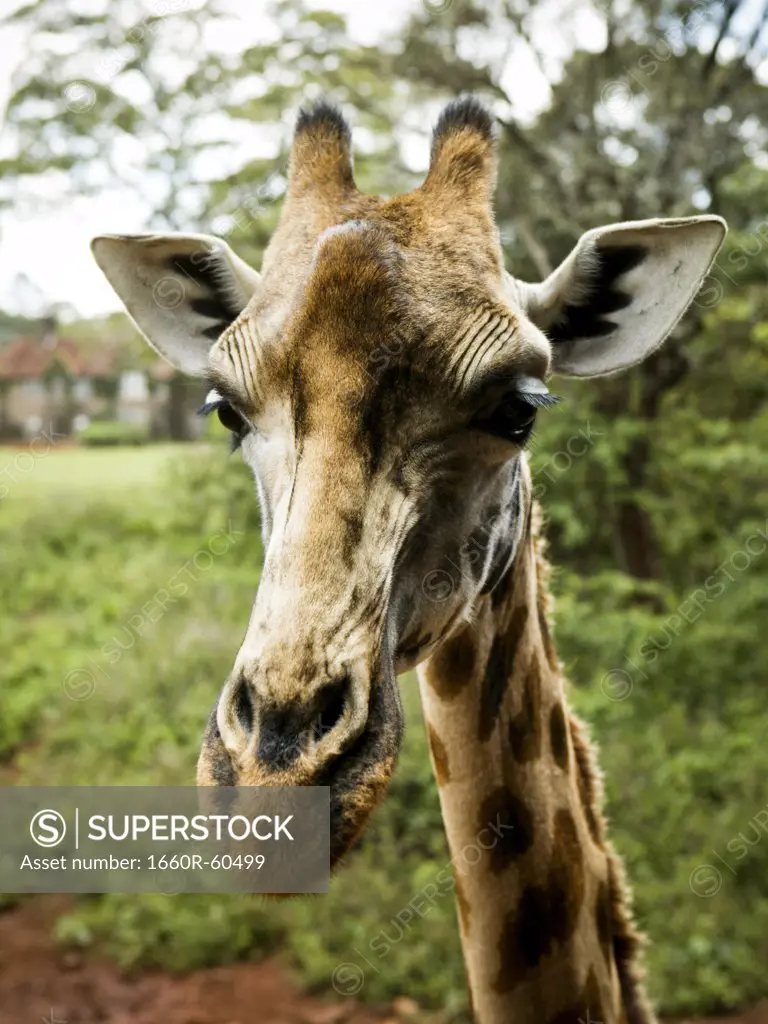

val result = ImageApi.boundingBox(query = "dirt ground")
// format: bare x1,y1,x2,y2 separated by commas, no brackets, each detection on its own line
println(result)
0,899,390,1024
0,898,765,1024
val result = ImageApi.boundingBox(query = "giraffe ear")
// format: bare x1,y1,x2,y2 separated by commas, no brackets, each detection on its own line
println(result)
91,233,261,376
508,216,726,378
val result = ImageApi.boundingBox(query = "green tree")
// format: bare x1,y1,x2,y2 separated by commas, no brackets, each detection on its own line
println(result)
397,0,768,581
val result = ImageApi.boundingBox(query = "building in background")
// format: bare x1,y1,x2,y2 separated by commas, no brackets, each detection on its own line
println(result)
0,326,204,441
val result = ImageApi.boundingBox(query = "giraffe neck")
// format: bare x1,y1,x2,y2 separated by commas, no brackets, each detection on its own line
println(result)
416,503,655,1024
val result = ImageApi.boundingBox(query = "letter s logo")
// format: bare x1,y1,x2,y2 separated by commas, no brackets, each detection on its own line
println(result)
30,809,67,848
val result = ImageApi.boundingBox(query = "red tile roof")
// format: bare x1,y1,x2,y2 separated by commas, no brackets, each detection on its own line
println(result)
0,336,120,380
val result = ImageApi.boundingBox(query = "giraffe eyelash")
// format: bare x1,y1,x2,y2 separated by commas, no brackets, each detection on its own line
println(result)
197,396,222,418
470,384,558,448
514,375,561,410
516,389,560,409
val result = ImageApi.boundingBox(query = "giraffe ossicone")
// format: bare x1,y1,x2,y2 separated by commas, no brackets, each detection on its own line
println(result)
92,96,726,1024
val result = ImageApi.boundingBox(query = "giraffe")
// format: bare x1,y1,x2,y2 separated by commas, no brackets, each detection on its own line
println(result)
91,97,726,1024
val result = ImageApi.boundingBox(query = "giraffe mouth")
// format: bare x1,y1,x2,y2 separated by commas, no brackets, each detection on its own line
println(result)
197,671,404,870
318,670,404,867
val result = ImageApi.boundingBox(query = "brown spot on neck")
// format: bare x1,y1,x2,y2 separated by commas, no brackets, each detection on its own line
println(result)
549,808,586,944
495,887,552,988
493,809,586,990
478,787,535,873
595,879,613,967
428,625,477,700
479,604,529,742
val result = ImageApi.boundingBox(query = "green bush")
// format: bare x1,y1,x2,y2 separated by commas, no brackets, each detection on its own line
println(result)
553,570,768,1013
3,440,768,1018
55,894,283,973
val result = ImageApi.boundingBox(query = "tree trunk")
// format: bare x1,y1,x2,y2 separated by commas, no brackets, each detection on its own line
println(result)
597,338,690,589
168,374,191,441
613,433,662,580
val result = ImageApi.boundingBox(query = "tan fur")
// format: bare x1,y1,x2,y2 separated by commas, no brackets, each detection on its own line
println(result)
418,491,655,1024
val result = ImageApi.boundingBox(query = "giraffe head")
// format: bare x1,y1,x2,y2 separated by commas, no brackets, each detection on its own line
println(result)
92,98,725,866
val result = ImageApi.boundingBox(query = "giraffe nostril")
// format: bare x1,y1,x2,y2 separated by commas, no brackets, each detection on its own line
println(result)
313,674,351,743
216,673,257,758
233,677,254,735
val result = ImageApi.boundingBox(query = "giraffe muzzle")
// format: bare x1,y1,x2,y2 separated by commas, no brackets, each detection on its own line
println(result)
198,663,405,867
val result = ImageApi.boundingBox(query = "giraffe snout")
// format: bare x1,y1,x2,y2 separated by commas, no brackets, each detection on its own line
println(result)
198,661,404,867
215,667,361,777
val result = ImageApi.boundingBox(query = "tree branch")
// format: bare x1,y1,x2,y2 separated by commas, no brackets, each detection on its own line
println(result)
512,215,553,277
701,0,741,80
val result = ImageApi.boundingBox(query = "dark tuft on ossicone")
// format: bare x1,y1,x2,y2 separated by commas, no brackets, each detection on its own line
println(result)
431,95,496,158
296,99,351,144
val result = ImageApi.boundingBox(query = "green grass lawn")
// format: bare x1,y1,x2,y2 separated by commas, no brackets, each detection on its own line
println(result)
0,443,205,505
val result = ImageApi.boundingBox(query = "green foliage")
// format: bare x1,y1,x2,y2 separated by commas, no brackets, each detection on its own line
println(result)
54,894,283,973
4,437,768,1016
79,420,149,446
555,577,768,1012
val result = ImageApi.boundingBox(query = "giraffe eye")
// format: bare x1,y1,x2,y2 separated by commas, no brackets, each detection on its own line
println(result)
471,394,538,445
198,391,249,452
217,401,246,435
